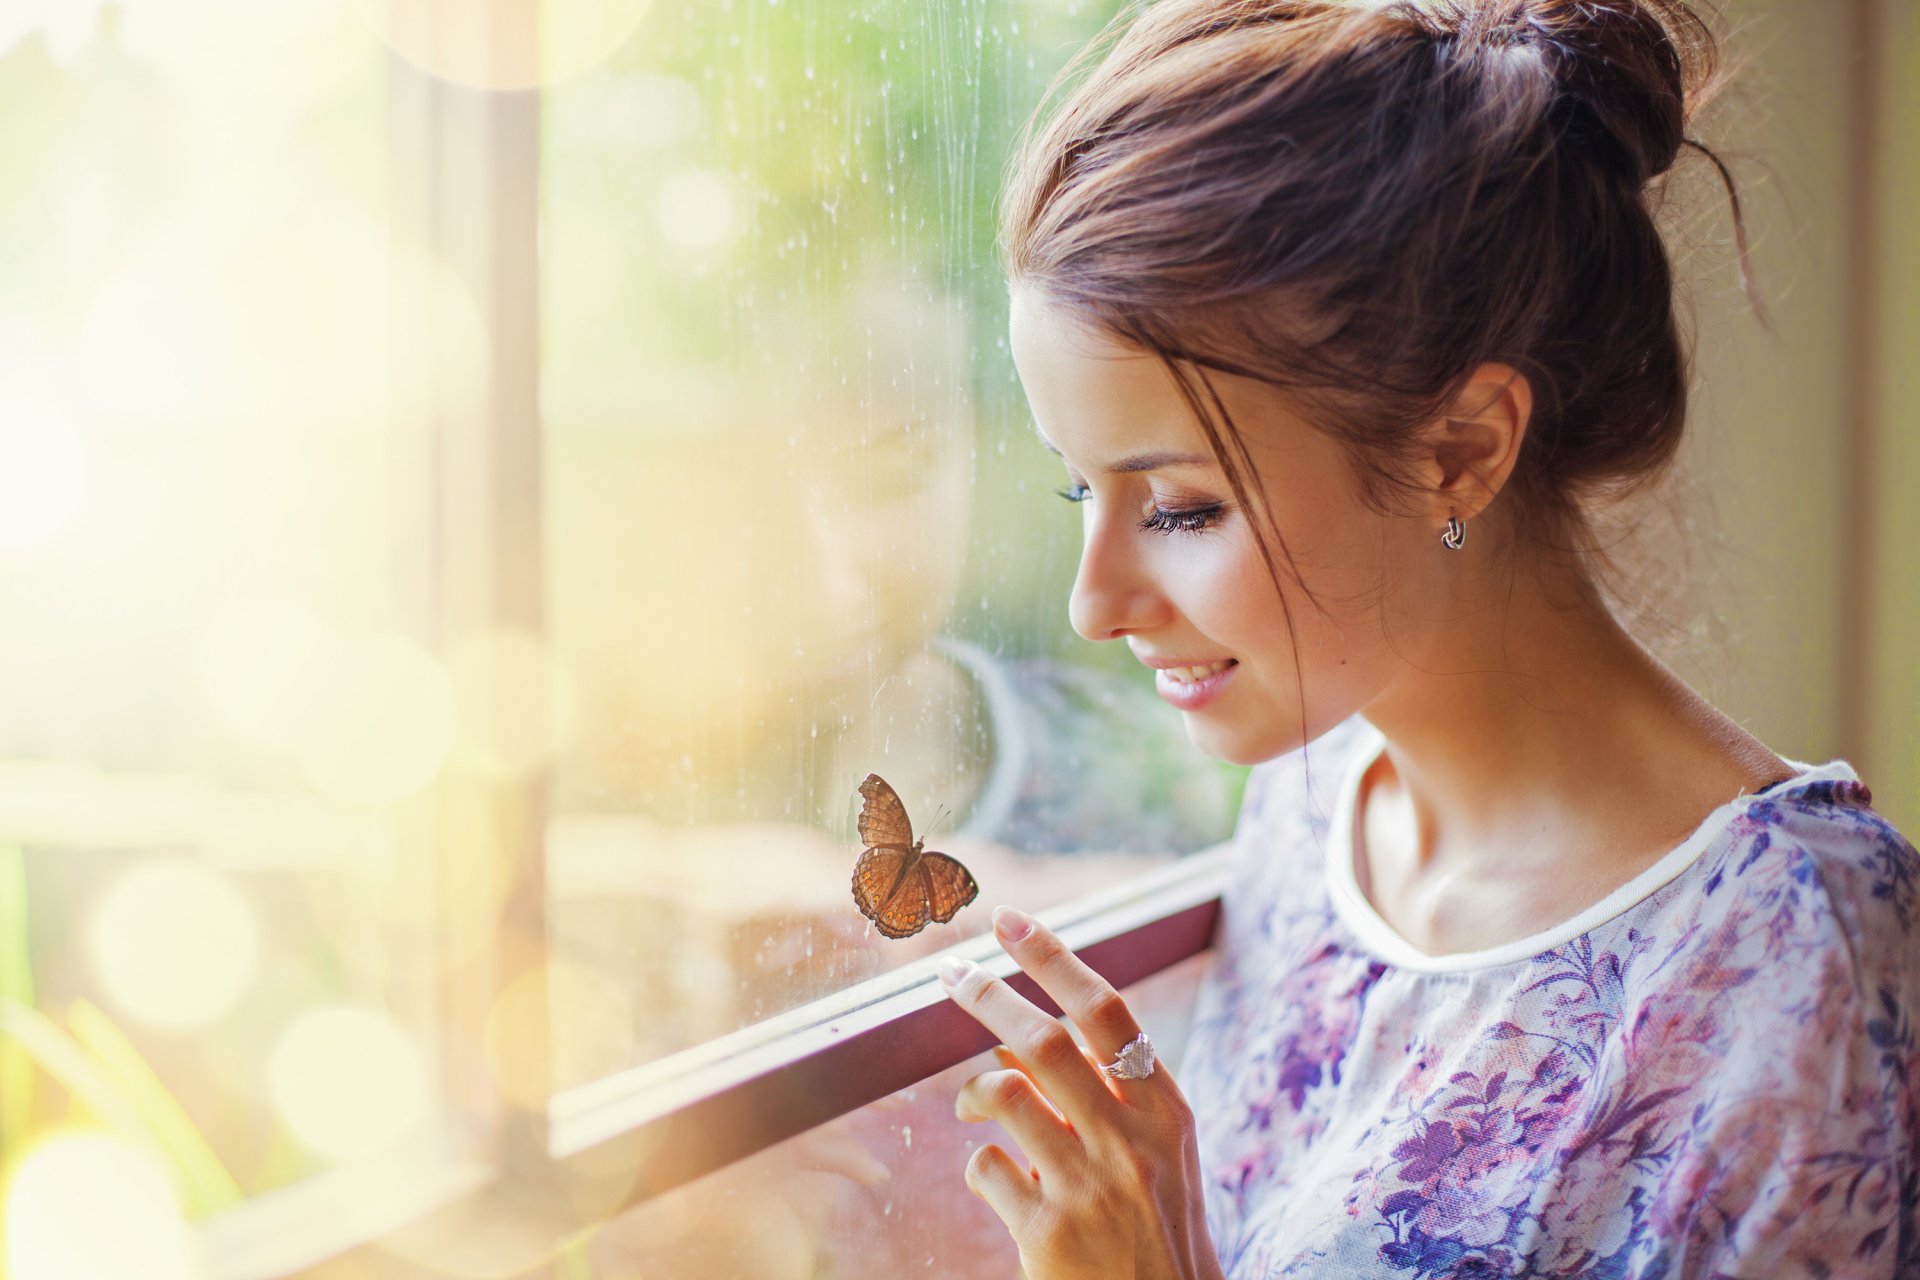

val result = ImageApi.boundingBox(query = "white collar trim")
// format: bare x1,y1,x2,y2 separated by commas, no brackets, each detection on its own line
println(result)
1322,720,1860,974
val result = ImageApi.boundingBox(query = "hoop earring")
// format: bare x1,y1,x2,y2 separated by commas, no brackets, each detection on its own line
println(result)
1440,514,1466,550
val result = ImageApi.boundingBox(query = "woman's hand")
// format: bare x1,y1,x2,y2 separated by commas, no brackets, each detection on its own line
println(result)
937,905,1226,1280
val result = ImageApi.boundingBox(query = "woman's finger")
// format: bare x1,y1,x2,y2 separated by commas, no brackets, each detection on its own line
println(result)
993,1041,1105,1078
939,954,1126,1136
954,1067,1081,1183
988,907,1167,1108
963,1142,1044,1235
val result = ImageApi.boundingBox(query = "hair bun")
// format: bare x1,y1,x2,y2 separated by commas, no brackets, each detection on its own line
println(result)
1546,0,1722,184
1446,0,1717,185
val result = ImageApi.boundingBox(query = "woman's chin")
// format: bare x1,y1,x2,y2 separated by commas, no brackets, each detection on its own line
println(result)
1180,714,1287,768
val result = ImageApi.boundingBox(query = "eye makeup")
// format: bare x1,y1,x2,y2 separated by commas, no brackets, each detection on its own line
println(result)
1052,482,1227,535
1137,504,1225,535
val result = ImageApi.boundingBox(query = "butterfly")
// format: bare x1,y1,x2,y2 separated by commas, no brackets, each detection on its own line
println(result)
850,773,980,939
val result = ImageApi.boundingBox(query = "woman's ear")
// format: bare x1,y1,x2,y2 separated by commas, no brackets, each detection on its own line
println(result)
1417,362,1532,523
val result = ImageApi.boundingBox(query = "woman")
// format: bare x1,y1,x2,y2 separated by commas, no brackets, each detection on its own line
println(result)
934,0,1919,1275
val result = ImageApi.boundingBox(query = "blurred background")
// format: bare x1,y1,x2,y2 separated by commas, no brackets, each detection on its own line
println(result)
0,0,1913,1277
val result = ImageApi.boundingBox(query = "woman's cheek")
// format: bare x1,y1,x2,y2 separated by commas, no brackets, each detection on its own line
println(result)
1208,525,1295,624
1151,534,1245,623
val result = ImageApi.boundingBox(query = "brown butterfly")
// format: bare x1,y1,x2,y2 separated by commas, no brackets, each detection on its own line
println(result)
850,773,980,939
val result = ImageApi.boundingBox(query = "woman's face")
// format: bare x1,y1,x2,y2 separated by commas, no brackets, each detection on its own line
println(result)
1009,287,1437,765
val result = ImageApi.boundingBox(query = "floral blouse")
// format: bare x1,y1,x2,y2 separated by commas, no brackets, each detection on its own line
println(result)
1181,714,1919,1278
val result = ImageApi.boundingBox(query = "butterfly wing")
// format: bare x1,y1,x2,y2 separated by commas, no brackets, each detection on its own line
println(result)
857,773,916,852
918,849,980,926
852,846,932,939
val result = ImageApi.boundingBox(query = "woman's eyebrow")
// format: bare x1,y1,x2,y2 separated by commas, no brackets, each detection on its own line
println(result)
1104,449,1216,473
1033,429,1215,473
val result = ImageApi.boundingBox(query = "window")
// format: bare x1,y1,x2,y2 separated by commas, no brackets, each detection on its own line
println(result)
2,2,1243,1276
539,0,1247,1085
9,1,1909,1277
538,2,1248,1271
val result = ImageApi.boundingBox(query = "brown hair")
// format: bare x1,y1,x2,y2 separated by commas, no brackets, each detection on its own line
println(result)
997,0,1758,765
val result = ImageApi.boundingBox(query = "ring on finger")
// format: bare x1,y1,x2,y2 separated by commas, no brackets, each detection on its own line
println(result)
1099,1029,1157,1081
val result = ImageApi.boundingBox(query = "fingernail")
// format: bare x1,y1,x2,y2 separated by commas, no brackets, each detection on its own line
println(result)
937,955,973,987
992,905,1034,942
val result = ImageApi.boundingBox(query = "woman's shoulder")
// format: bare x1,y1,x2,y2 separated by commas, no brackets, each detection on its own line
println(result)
1704,769,1920,958
1617,767,1920,1071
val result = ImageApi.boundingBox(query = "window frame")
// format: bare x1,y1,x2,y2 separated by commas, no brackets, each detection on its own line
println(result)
202,856,1229,1279
544,844,1229,1207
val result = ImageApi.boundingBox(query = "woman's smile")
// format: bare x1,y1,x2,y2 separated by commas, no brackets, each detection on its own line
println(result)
1133,652,1240,710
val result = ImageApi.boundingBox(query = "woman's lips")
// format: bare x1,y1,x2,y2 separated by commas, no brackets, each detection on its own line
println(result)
1153,659,1238,711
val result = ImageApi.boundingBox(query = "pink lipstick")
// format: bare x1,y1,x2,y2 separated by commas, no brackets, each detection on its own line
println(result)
1151,659,1238,711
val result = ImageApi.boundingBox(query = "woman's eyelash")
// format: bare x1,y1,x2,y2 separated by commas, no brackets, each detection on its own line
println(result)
1053,484,1224,535
1139,505,1225,535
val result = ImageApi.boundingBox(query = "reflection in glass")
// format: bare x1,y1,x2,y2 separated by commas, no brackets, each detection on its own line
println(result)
542,0,1248,1088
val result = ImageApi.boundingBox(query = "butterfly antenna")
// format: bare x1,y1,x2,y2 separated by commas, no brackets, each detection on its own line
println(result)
922,804,951,843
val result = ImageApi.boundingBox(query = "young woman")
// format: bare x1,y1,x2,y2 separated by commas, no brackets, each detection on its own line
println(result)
934,0,1920,1275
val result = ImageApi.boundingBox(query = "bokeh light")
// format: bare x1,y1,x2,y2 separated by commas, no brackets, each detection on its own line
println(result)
85,860,260,1033
656,168,740,251
485,960,636,1105
297,632,458,806
77,251,242,427
269,1005,430,1163
4,1130,199,1280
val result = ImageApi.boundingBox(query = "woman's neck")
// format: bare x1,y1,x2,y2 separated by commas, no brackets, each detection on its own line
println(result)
1357,552,1791,888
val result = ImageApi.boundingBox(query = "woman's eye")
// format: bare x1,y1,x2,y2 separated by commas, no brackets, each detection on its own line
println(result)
1139,504,1225,535
1054,483,1092,503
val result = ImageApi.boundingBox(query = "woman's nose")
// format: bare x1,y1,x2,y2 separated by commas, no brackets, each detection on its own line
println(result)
1067,518,1170,642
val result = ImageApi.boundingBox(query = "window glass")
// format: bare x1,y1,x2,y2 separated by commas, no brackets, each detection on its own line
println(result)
0,0,465,1250
542,0,1249,1084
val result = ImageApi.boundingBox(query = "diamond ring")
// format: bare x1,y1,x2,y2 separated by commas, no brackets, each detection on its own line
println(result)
1100,1030,1156,1080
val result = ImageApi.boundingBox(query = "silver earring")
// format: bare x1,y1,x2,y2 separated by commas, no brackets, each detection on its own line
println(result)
1441,514,1466,550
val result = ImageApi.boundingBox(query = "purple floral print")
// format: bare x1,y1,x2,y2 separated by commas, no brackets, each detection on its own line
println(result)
1181,716,1920,1279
